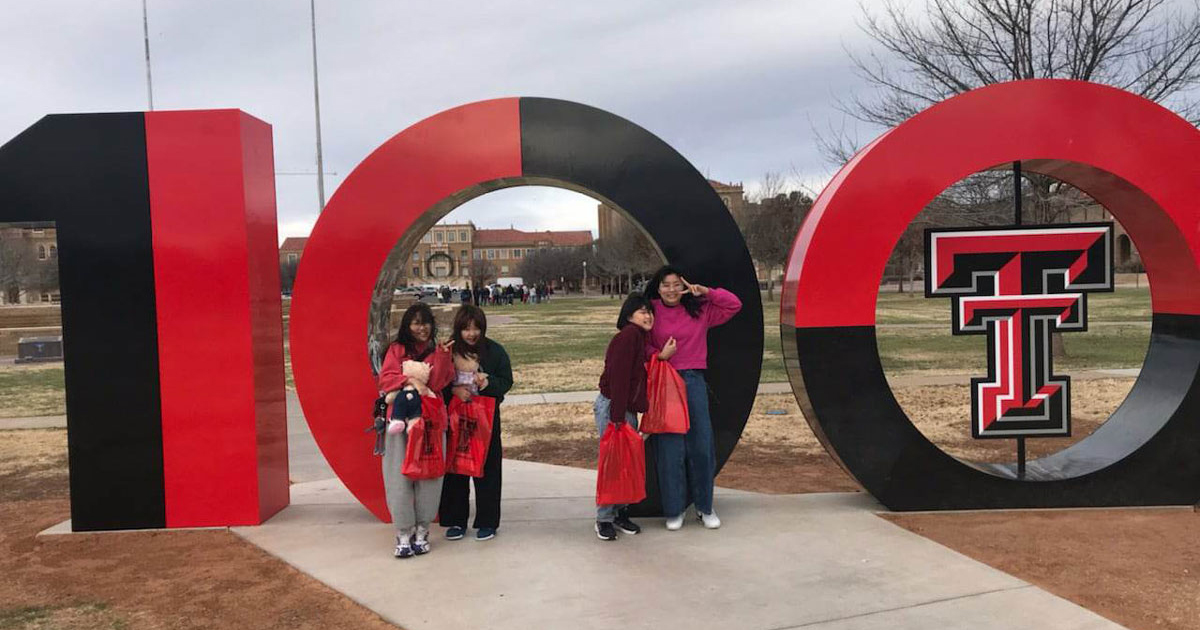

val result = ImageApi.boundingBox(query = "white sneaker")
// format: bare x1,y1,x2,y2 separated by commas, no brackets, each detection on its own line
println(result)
665,514,684,531
697,510,721,529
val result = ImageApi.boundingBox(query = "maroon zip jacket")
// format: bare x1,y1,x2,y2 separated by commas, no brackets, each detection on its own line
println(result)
598,324,649,424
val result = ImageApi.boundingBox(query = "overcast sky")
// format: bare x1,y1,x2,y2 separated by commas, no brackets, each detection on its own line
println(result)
0,0,888,241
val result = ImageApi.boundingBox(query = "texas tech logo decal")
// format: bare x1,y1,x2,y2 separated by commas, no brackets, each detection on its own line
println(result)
925,224,1114,439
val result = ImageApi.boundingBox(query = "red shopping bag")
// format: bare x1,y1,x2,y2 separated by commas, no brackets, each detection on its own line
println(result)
596,421,646,506
402,396,448,480
446,395,496,477
640,355,690,434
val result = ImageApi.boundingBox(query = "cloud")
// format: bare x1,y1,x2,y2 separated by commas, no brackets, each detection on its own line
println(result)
0,1,885,240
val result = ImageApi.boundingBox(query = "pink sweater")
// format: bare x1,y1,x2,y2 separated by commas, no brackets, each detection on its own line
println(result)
647,288,742,371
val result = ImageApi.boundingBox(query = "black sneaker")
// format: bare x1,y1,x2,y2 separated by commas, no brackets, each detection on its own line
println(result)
445,526,465,540
595,521,618,541
613,515,641,535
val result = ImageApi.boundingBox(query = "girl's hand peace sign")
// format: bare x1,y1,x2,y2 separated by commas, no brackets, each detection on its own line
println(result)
438,338,455,353
680,276,710,297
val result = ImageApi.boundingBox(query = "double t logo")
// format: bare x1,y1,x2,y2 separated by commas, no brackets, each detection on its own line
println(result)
925,224,1114,439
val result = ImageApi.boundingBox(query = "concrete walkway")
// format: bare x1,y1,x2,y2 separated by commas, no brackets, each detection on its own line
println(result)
233,462,1122,630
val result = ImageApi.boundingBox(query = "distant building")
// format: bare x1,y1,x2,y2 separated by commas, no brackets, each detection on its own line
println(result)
398,223,592,286
280,237,307,266
0,223,59,304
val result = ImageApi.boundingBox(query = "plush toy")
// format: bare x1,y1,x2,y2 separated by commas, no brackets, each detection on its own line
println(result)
452,352,488,395
385,360,433,435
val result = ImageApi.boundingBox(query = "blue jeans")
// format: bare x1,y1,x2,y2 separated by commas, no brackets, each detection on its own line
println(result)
594,393,638,523
651,370,715,517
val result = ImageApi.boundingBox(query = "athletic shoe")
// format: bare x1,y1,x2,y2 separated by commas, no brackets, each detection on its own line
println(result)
595,521,618,541
697,510,721,529
613,515,641,535
413,531,431,555
665,514,684,531
394,536,414,559
475,527,497,541
445,526,465,540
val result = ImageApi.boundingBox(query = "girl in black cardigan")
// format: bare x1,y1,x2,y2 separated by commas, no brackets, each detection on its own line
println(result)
439,304,513,541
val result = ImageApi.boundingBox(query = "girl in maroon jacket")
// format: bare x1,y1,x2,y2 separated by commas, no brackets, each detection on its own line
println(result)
593,295,656,541
377,303,453,558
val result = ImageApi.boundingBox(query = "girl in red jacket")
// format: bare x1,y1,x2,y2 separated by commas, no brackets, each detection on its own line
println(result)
593,294,657,541
377,303,453,558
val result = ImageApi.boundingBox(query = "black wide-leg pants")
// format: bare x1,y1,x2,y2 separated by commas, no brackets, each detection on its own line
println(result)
439,406,503,529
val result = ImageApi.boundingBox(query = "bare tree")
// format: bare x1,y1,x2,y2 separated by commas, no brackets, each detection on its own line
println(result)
469,258,498,289
0,234,38,304
592,233,662,295
830,0,1200,224
845,0,1200,128
739,173,813,301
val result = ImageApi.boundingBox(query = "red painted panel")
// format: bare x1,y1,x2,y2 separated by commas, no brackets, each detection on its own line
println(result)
290,98,522,521
784,80,1200,328
238,113,290,522
146,110,287,527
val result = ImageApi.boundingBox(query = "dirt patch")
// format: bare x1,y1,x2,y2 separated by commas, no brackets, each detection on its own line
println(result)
883,509,1200,630
0,429,68,502
0,431,400,630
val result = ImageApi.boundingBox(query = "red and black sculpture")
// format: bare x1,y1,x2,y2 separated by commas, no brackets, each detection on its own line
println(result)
0,111,289,531
289,97,763,520
782,79,1200,510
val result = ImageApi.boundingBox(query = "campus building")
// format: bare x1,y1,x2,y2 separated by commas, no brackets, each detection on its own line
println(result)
276,224,594,289
0,223,59,304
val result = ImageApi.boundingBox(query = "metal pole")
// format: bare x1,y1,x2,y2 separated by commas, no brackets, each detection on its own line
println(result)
1017,437,1027,479
1014,159,1026,477
1013,161,1022,226
142,0,154,111
309,0,327,212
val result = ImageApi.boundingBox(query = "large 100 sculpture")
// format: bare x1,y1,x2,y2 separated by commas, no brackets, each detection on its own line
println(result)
1,81,1195,531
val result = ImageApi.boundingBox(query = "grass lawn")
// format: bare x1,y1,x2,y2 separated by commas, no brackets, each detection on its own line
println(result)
0,366,65,418
0,287,1155,413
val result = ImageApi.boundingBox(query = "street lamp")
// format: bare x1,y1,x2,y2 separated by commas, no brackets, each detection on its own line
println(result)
582,261,587,296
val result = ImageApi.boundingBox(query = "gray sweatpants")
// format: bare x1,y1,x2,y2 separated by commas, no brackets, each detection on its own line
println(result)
382,429,445,535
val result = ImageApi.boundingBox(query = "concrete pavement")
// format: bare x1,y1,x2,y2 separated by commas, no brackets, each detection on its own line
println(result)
233,461,1122,630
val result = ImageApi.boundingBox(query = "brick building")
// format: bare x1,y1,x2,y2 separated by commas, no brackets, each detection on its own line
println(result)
277,223,594,289
0,223,59,304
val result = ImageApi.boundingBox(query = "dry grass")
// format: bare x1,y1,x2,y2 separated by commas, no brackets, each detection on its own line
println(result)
897,378,1136,462
510,359,604,394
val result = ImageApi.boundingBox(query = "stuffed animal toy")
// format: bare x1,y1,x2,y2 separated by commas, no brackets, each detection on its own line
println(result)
385,360,433,434
452,352,488,395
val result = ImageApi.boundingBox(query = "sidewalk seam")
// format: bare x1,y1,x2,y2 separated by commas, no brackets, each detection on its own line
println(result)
763,584,1035,629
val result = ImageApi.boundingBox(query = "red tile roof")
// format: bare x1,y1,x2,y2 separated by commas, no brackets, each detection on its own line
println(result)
280,237,308,252
474,228,592,247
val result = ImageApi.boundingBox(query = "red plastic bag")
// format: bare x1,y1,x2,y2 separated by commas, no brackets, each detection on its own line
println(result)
640,355,690,434
402,396,447,480
446,395,496,477
596,421,646,506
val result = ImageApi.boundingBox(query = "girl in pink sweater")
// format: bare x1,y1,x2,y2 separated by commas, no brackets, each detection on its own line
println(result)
644,265,742,530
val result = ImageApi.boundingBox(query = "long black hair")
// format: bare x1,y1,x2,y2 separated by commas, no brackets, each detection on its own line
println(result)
451,304,489,362
395,303,437,359
616,294,654,330
644,265,703,319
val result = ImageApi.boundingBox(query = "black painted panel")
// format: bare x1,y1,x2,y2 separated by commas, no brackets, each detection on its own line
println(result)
520,98,764,515
785,315,1200,510
0,114,164,530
